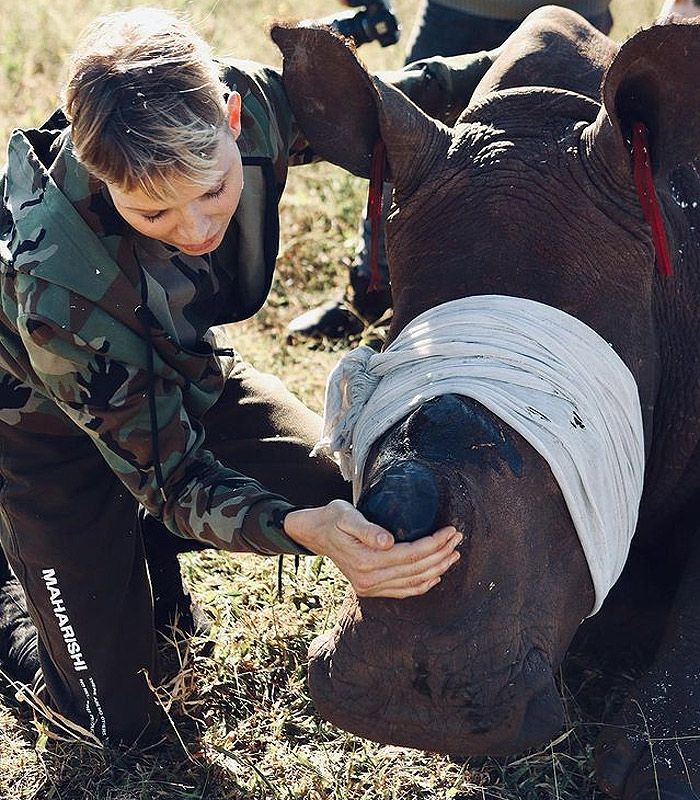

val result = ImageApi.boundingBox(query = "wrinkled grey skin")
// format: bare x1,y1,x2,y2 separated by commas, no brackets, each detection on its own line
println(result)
272,8,700,799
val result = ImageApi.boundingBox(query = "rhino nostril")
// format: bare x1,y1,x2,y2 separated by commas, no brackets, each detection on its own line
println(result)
358,461,440,542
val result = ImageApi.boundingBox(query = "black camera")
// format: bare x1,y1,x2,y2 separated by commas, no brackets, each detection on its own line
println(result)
316,0,400,48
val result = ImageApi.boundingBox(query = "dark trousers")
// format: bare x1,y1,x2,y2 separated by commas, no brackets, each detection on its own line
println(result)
404,1,612,61
0,361,348,744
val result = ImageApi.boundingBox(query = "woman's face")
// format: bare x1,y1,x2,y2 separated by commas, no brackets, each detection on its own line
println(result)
107,95,244,256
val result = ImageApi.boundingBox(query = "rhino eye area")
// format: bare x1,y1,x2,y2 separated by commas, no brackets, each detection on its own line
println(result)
358,461,440,543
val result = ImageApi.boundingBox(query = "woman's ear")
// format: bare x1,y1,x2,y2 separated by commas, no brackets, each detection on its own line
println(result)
226,91,242,139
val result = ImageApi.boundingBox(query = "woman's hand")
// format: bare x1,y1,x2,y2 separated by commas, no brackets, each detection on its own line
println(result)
284,499,462,599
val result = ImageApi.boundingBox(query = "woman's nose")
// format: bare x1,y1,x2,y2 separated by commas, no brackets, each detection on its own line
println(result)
177,206,209,245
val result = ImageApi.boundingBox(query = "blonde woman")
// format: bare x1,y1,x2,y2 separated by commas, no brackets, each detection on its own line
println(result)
0,8,477,743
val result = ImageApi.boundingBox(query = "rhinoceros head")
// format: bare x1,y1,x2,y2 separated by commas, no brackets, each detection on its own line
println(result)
272,8,700,756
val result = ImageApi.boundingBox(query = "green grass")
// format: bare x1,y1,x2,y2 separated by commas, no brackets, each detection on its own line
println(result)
0,0,667,797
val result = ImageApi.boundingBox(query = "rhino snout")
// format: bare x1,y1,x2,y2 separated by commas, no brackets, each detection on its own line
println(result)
308,619,565,756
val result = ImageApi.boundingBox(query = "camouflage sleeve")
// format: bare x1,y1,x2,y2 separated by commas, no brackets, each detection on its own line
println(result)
378,51,494,127
17,313,310,556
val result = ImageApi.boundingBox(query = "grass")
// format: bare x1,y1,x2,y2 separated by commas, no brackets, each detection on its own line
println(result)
0,0,668,797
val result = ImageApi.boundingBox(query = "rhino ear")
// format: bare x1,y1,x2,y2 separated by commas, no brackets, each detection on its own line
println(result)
270,24,448,190
590,20,700,179
270,24,379,178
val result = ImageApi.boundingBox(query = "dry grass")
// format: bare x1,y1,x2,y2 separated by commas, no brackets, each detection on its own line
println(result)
0,0,667,798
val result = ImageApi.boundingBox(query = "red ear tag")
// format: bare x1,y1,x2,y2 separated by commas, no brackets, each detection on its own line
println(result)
631,122,673,279
367,139,387,292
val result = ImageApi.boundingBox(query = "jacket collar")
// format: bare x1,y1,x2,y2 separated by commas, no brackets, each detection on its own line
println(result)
7,129,147,334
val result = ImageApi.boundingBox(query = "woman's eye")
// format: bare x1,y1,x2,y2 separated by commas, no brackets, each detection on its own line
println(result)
205,182,226,200
143,210,165,223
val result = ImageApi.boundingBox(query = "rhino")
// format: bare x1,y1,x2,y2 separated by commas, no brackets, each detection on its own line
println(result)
271,7,700,799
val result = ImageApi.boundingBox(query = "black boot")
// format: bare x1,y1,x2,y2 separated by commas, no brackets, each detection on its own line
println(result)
0,560,40,687
141,515,213,650
149,551,210,640
286,269,392,340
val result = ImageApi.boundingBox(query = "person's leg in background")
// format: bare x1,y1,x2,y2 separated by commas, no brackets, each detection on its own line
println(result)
404,1,611,61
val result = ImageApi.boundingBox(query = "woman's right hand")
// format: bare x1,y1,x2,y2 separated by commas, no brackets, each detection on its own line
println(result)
284,499,462,599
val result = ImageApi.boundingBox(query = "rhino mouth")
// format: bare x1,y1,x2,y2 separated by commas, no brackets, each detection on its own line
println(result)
307,593,564,757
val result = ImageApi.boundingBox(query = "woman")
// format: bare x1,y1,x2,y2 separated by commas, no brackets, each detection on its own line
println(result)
0,8,463,744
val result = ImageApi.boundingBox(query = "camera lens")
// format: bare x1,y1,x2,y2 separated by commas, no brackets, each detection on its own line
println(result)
327,0,400,47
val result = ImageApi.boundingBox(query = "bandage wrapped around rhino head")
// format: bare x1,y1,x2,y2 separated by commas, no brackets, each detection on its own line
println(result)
314,295,645,615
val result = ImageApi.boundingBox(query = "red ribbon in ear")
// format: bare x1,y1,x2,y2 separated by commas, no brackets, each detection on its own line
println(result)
367,138,387,292
631,121,672,279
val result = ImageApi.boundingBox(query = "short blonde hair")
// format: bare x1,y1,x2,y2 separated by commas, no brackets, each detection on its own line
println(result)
63,7,228,200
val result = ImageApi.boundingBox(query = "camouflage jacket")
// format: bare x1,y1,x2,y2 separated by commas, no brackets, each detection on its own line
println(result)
0,60,314,556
